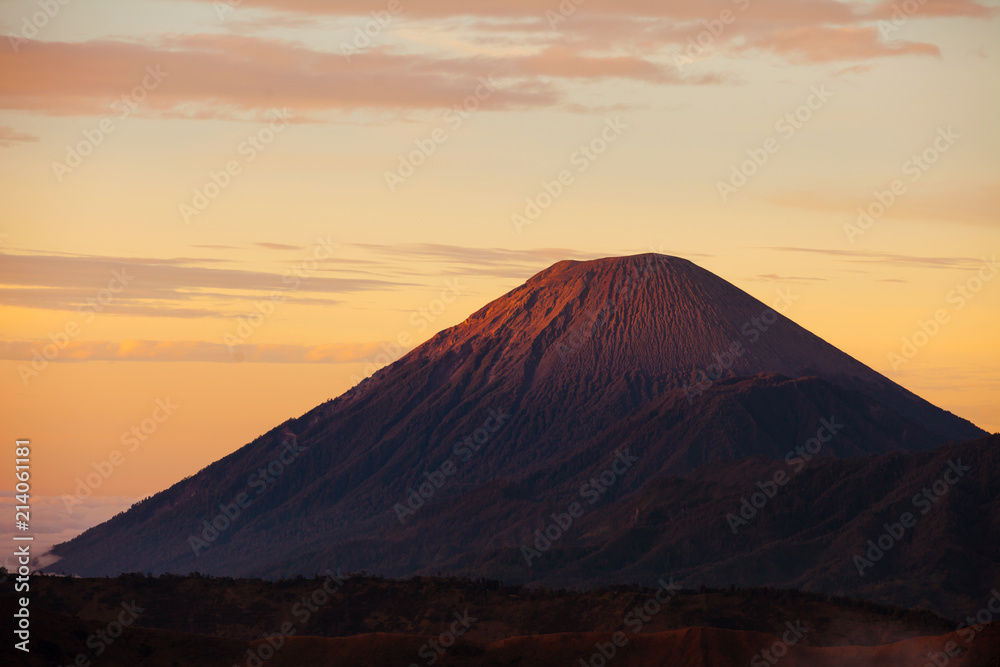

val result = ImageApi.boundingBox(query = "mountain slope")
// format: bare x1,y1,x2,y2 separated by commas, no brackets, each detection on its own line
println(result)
49,254,986,596
408,434,999,620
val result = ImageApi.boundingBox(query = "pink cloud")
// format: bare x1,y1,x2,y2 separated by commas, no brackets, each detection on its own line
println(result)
173,0,870,21
0,35,704,118
870,0,996,19
185,0,994,24
2,0,992,119
743,25,941,63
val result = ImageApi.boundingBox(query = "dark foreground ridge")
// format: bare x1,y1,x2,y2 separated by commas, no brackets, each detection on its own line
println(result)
4,574,1000,666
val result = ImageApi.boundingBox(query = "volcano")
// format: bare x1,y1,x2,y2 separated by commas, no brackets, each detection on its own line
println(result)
50,254,988,614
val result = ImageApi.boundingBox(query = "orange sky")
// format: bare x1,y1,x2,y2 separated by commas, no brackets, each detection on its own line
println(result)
0,0,998,556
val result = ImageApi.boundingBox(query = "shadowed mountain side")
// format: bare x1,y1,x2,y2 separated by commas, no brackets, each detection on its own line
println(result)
50,254,986,589
49,374,971,581
392,435,997,621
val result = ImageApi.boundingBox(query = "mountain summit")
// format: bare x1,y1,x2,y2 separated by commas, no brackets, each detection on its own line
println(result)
351,253,976,439
51,254,984,583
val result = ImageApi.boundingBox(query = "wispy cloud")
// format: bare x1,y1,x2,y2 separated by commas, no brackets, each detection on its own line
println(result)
739,25,941,63
0,251,405,291
171,0,993,21
0,339,387,363
0,126,38,147
767,247,991,270
0,246,607,315
256,242,306,251
752,273,826,282
0,35,712,119
348,243,603,278
0,251,407,317
8,0,990,120
175,0,993,71
768,184,1000,230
